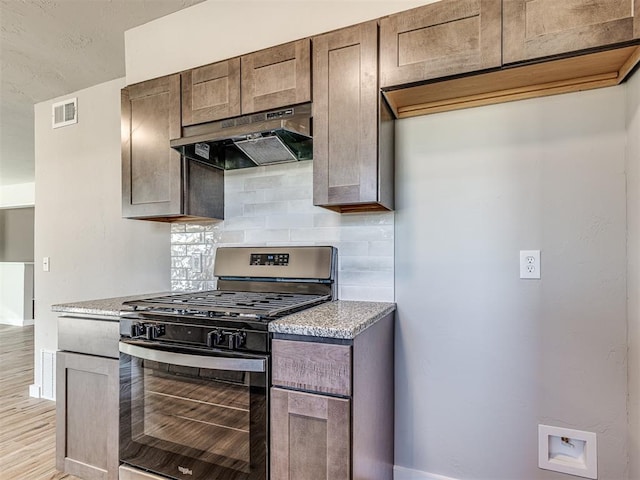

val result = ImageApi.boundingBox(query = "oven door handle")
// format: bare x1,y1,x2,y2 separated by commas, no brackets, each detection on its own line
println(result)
119,342,266,373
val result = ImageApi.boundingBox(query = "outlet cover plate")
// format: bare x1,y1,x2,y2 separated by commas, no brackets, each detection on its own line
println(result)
520,250,540,279
538,424,597,479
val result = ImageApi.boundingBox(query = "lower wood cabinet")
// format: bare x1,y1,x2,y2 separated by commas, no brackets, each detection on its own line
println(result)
56,351,119,480
270,311,395,480
270,388,351,479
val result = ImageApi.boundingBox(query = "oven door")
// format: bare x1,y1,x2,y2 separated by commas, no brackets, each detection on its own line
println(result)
119,340,268,480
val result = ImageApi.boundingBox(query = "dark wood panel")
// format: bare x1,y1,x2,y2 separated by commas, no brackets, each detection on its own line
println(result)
379,0,502,88
270,388,350,480
182,58,241,125
272,339,351,396
503,0,637,63
312,20,385,210
241,39,311,114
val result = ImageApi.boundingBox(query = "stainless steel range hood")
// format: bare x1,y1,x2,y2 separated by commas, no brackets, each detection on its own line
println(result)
170,103,312,170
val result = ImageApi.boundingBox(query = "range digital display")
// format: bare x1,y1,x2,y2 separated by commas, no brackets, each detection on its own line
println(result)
250,253,289,266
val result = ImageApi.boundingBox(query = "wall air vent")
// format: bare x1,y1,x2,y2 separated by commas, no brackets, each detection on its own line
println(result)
52,98,77,128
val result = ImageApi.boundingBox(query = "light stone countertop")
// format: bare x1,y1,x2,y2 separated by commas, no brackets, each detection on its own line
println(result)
52,296,395,338
51,293,169,318
269,300,396,340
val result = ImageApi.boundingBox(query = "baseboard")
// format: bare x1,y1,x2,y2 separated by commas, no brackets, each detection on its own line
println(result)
0,318,34,326
40,350,56,400
394,465,460,480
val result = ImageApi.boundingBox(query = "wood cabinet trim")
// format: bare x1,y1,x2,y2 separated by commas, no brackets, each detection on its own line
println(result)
384,45,640,119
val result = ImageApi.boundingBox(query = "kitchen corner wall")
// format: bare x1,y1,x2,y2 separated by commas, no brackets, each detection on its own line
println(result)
33,78,170,393
170,161,394,302
395,84,629,479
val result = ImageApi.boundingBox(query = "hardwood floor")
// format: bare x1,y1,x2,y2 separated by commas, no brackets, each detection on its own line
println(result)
0,324,81,479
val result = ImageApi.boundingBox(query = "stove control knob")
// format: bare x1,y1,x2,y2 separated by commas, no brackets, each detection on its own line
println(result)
131,323,146,339
207,329,224,348
145,324,165,340
234,332,247,349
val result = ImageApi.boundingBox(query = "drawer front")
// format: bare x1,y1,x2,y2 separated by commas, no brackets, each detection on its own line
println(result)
272,339,351,396
58,316,120,358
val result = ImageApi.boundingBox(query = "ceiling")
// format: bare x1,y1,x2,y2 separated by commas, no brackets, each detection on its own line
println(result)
0,0,206,187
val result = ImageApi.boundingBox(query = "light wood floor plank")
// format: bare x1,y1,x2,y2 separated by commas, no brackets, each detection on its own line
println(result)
0,325,81,480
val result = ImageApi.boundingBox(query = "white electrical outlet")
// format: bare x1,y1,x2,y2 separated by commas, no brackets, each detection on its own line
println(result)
520,250,540,279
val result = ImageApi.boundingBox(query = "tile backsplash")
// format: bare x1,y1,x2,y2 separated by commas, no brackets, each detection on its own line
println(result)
171,161,394,302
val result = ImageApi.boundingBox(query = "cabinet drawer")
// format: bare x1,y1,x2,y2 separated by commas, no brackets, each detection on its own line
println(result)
272,339,351,396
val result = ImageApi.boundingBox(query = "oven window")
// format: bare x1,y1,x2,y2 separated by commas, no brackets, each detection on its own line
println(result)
120,349,267,480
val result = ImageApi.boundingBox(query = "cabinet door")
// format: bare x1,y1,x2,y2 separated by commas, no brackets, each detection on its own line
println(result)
182,58,241,125
121,75,182,218
270,388,351,480
379,0,502,88
313,21,392,211
241,39,311,114
56,352,119,480
503,0,639,64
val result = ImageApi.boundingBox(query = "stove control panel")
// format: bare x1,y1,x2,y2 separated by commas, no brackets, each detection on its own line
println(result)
250,253,289,266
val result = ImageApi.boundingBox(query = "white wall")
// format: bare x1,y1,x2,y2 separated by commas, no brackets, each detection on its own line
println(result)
626,70,640,480
124,0,434,84
33,78,170,393
395,86,629,479
0,182,35,208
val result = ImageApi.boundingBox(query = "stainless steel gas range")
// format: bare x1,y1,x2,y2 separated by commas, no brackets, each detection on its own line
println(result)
118,246,337,480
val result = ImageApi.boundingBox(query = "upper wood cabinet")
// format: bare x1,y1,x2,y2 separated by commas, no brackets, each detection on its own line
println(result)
122,75,182,218
312,21,394,212
241,39,311,114
181,58,241,126
503,0,640,64
379,0,502,89
122,75,224,221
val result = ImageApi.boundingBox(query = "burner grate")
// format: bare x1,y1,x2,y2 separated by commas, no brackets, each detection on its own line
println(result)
124,290,330,318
